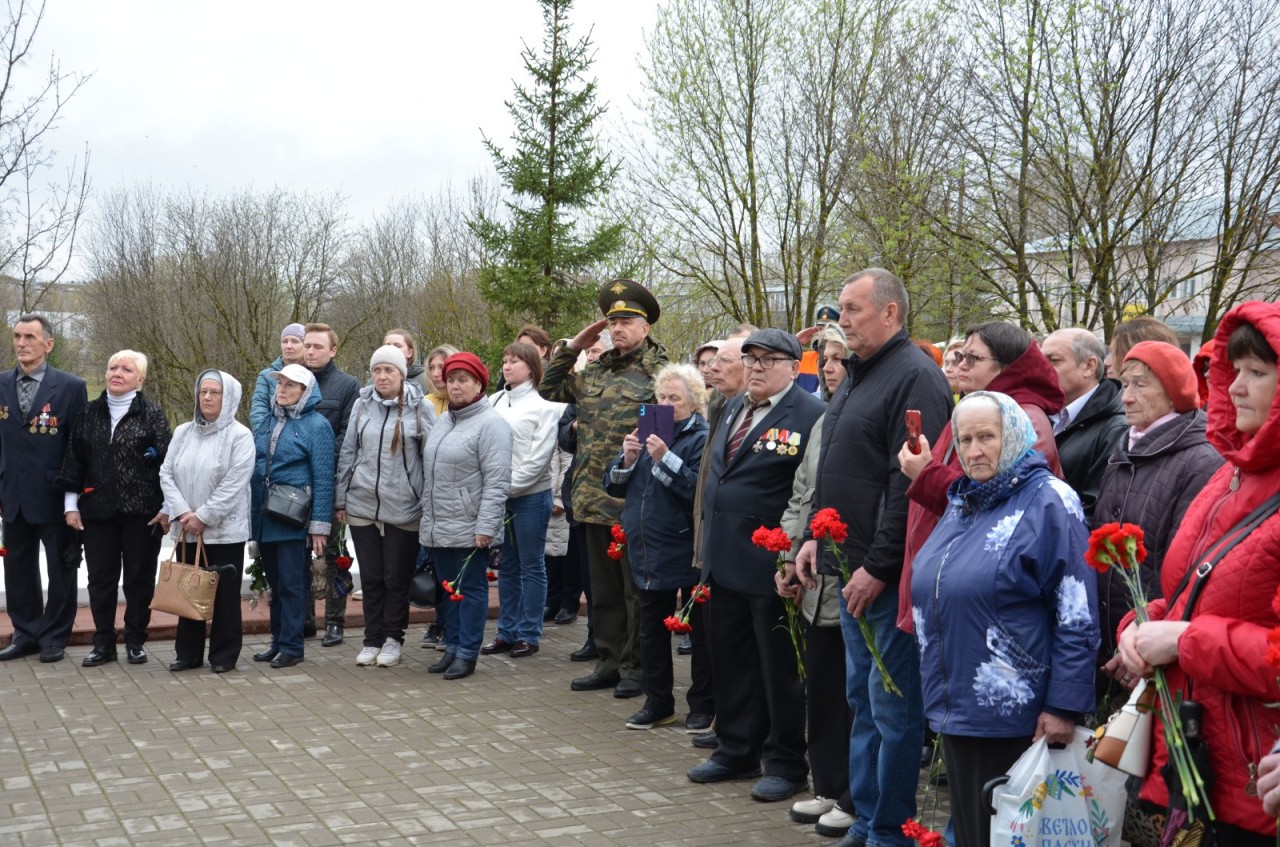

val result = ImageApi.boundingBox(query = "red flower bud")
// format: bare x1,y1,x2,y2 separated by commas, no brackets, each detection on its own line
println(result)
450,592,464,602
486,569,497,582
335,555,353,570
610,524,626,544
606,542,625,560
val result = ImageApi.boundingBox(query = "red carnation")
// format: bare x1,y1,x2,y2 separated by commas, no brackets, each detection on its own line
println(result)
610,524,626,544
606,542,625,560
692,583,711,604
0,546,7,557
810,507,849,545
441,579,454,593
751,525,792,554
486,569,498,583
1267,629,1280,674
450,592,464,602
335,555,353,570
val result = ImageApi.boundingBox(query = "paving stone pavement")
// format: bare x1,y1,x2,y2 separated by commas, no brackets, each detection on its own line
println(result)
0,620,950,846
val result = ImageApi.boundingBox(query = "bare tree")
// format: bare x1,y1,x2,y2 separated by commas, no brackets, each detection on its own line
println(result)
0,0,89,312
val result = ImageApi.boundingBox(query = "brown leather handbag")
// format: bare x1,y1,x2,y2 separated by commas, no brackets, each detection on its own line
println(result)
150,538,220,621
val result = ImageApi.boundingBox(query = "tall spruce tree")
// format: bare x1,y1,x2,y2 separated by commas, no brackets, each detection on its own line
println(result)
470,0,622,339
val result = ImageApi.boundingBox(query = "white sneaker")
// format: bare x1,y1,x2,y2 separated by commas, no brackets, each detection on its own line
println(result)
375,638,402,667
789,796,837,824
356,645,379,666
815,806,855,837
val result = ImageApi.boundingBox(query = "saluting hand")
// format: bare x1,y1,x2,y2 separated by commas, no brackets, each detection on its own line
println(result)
570,319,608,353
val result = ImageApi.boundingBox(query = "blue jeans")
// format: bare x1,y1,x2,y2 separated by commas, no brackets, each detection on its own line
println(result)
431,547,488,661
841,583,924,847
262,540,308,658
497,490,552,644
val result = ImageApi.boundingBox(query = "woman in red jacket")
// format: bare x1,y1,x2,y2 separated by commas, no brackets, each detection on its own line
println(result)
896,321,1064,630
1116,300,1280,844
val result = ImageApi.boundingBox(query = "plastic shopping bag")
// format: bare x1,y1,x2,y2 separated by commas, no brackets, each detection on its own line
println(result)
984,727,1128,847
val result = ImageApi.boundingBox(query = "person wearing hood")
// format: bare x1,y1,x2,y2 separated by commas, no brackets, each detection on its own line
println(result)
1091,341,1222,708
335,345,434,669
57,349,172,668
1116,302,1280,844
910,391,1097,847
481,342,564,659
250,322,307,431
250,363,335,669
420,353,513,681
159,370,256,673
383,328,426,392
898,320,1065,631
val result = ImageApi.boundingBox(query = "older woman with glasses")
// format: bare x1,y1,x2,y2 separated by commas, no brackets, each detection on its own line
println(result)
160,370,255,673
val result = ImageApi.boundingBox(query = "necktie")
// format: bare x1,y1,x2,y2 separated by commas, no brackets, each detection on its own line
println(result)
18,376,35,418
726,399,769,461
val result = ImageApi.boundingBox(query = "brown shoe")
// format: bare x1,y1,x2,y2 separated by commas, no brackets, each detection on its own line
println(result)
479,637,514,655
509,640,539,658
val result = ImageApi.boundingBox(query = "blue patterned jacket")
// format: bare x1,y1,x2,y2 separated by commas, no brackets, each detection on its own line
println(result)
910,450,1099,737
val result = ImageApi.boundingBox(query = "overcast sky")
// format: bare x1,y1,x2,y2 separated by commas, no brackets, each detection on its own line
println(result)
35,1,657,225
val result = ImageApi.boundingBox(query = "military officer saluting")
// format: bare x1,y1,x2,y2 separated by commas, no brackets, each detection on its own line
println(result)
0,314,88,663
541,278,668,698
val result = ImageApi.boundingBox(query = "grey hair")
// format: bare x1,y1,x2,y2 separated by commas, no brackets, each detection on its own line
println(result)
1060,328,1107,382
15,313,53,339
654,362,709,417
843,267,909,326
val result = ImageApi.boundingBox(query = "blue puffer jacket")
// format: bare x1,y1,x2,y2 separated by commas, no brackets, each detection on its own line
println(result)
604,413,708,591
251,378,335,543
910,451,1098,737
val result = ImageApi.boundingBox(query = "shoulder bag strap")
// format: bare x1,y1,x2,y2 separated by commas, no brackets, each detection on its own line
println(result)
1166,491,1280,621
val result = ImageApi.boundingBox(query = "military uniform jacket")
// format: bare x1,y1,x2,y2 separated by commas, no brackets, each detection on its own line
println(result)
0,364,87,525
700,382,824,596
539,338,668,526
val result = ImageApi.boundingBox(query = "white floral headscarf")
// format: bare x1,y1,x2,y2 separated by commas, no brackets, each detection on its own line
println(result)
952,390,1036,477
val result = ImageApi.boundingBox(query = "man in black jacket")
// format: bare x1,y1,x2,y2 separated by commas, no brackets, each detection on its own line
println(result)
304,323,360,646
795,270,951,847
688,329,824,804
1042,328,1128,521
0,315,87,663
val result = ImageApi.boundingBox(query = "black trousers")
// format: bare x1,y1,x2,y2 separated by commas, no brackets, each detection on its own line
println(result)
636,584,714,715
2,513,80,649
806,620,851,799
173,541,245,667
683,588,714,715
544,534,583,615
705,577,808,782
583,522,639,680
941,733,1031,847
82,515,161,648
349,523,415,646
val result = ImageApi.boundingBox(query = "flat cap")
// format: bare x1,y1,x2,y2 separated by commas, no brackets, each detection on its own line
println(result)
742,328,802,360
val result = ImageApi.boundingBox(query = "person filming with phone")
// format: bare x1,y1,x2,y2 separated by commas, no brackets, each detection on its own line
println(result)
604,363,710,731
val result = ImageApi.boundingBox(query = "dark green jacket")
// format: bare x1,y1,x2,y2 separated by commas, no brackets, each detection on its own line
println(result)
539,338,668,525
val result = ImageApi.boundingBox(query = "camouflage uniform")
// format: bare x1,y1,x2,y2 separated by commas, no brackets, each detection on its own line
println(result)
540,337,668,683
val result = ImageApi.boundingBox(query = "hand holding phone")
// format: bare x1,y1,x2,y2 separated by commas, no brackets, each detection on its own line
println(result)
905,409,922,455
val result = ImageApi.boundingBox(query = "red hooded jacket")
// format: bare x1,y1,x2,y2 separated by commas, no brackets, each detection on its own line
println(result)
897,342,1065,630
1118,300,1280,835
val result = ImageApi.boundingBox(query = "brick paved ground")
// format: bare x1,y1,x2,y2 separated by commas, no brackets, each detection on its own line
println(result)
0,613,950,846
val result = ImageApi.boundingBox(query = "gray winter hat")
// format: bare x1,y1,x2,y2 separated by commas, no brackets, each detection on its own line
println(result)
370,344,408,378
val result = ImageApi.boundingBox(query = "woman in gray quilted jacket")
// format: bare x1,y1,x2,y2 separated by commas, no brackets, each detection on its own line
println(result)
335,345,435,670
419,352,512,680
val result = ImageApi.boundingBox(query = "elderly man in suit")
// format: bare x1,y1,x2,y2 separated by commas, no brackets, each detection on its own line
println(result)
688,328,824,803
0,315,88,663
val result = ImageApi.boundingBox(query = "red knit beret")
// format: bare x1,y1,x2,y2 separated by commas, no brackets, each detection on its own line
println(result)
442,352,490,392
1122,340,1198,413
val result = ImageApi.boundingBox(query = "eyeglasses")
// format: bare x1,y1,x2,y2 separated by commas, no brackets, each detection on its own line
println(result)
741,355,791,369
198,389,223,397
957,353,994,368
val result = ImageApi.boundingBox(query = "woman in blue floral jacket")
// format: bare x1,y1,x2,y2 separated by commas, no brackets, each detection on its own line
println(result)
910,391,1099,847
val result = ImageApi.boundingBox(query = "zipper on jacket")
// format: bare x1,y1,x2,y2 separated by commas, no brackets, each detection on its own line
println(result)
1223,693,1263,796
373,405,390,523
930,535,960,730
